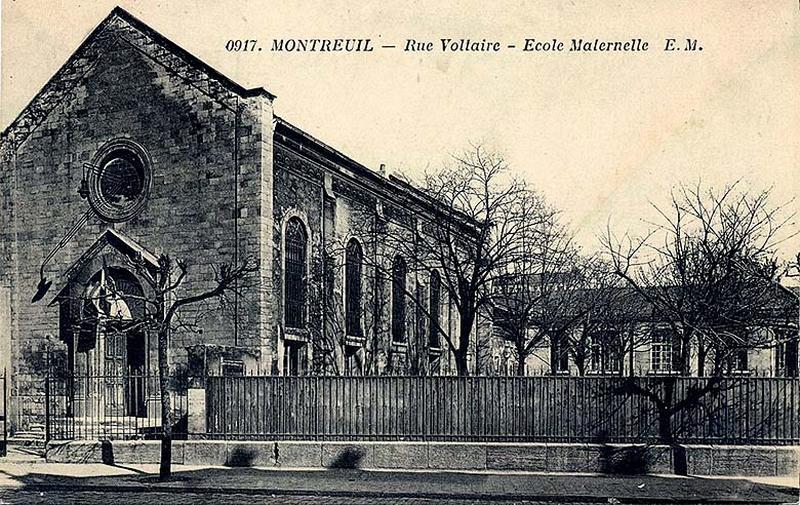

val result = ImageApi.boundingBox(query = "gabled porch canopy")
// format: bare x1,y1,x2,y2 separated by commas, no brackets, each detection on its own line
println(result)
48,228,160,307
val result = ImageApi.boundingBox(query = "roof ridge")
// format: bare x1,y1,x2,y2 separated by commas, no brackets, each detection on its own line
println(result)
274,116,483,231
107,6,274,100
1,6,274,155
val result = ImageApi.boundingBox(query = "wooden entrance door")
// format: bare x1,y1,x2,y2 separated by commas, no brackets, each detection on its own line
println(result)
104,328,127,417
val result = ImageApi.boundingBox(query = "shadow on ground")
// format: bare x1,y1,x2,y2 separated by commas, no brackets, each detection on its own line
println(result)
0,463,797,504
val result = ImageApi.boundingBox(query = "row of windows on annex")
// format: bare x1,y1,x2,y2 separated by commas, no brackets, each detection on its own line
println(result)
279,216,454,375
492,326,800,377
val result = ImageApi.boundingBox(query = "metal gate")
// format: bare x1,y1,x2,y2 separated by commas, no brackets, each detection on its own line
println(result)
45,373,187,440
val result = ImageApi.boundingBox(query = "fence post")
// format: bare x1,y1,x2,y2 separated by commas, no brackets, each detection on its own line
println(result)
44,373,50,446
1,369,6,457
44,338,52,447
187,376,207,438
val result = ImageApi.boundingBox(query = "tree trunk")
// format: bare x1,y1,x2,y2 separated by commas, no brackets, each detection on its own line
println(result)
157,324,173,481
679,337,691,375
657,378,686,476
697,341,706,377
455,311,475,376
516,356,526,376
454,351,469,376
628,325,635,377
658,378,675,444
656,406,687,475
656,407,672,445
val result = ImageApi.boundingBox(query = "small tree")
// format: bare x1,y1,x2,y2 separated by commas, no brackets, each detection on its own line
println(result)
603,182,796,473
127,254,256,480
491,203,586,375
565,258,641,376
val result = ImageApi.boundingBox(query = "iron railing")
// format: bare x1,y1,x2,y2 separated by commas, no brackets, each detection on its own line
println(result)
29,373,800,445
45,374,187,441
205,375,800,445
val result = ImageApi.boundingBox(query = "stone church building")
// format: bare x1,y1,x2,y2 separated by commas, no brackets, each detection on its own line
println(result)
0,8,480,425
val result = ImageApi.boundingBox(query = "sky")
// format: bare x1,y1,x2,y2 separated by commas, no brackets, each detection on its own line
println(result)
2,0,799,259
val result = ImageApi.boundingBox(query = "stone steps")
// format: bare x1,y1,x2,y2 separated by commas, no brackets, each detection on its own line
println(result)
7,422,46,452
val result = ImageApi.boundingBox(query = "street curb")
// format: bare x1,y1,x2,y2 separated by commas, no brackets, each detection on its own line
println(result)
45,440,800,478
12,481,798,504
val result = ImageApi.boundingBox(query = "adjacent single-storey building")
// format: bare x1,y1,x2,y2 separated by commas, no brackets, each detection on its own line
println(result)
487,283,799,377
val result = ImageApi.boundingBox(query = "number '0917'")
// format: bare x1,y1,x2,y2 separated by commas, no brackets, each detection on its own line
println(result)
225,39,258,51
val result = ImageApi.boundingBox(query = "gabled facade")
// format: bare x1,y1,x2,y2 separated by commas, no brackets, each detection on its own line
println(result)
0,8,477,428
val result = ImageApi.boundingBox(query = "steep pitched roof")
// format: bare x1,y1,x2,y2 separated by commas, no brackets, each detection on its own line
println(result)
2,7,481,237
1,6,274,159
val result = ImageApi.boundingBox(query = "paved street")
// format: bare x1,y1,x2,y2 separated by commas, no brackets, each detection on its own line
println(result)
0,490,603,505
0,449,796,505
0,488,798,505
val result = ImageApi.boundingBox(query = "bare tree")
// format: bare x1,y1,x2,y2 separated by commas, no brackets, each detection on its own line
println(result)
602,182,796,473
562,258,643,376
491,204,587,375
125,254,257,480
354,145,546,375
311,250,392,376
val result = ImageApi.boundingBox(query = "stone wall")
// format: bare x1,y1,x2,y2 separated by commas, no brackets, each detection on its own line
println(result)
45,439,800,477
271,141,476,376
0,12,274,425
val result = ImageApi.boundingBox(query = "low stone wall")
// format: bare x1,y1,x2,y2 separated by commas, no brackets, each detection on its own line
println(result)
45,440,800,477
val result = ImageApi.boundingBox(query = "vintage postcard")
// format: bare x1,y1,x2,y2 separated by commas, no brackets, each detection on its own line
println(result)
1,1,798,503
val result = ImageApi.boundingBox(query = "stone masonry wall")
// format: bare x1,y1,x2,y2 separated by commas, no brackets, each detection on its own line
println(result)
271,143,467,376
0,14,273,426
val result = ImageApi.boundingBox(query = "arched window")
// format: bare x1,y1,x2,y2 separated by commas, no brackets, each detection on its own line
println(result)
345,239,363,337
391,255,407,342
429,271,441,348
284,217,307,328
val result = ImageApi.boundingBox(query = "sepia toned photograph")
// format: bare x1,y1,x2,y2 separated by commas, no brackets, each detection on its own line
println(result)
0,1,798,503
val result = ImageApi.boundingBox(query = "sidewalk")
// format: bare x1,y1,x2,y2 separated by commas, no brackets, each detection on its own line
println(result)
0,457,797,504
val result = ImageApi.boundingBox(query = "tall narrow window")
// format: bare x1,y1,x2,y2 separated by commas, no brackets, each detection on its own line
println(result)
429,271,441,348
345,239,363,337
284,341,306,376
651,329,680,373
776,335,799,377
551,336,569,373
726,332,749,373
415,282,425,346
589,329,622,374
284,217,307,328
731,348,749,373
775,328,799,377
391,255,407,342
344,347,363,376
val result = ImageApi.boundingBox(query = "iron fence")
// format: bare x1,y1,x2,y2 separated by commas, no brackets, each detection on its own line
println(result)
205,375,800,445
33,373,800,445
46,374,187,441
